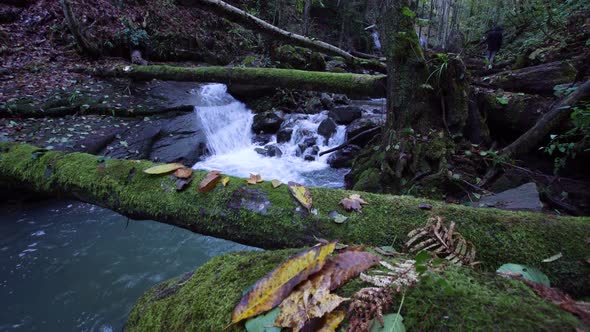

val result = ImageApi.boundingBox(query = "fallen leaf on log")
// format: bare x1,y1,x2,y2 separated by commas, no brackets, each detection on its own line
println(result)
144,163,185,175
198,170,221,193
496,263,550,286
230,242,336,326
222,176,230,187
500,273,590,324
247,173,264,185
324,251,381,290
288,181,312,211
244,307,281,332
275,273,348,331
174,167,193,179
542,252,562,263
271,179,282,188
317,310,345,332
340,194,368,213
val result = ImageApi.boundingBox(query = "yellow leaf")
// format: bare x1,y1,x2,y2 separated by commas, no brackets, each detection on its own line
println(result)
247,173,263,185
174,167,193,179
288,181,312,211
317,310,345,332
222,176,230,187
198,171,222,193
275,273,348,332
271,179,282,188
143,163,185,175
230,242,336,326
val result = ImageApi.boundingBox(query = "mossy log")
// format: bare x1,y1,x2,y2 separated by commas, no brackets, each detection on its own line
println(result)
92,65,387,98
125,249,585,331
0,143,589,295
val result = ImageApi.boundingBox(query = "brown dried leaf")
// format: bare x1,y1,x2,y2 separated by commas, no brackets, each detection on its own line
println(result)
247,173,263,185
275,273,348,332
501,273,590,325
347,287,394,332
173,167,192,179
231,242,336,326
198,171,221,193
340,194,368,213
323,251,381,291
405,216,476,266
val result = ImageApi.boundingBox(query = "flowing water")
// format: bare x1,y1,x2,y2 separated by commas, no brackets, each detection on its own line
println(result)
0,83,349,331
194,84,348,188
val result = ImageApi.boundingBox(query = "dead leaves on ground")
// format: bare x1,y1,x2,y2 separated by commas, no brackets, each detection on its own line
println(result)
143,163,185,175
405,216,476,266
247,173,264,185
340,194,368,213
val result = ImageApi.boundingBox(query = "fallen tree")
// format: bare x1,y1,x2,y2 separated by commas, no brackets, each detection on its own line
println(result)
92,65,388,97
125,249,586,331
178,0,360,63
0,143,588,295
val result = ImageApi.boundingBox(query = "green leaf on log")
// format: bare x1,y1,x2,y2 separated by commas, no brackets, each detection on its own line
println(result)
245,307,282,332
497,263,550,286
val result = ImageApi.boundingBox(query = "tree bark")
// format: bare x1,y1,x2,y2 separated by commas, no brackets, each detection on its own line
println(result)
179,0,359,63
91,64,388,97
0,143,588,295
60,0,101,58
501,80,590,158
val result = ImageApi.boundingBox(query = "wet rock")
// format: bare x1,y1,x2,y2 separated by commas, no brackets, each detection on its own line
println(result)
328,145,361,168
470,182,543,212
276,128,293,143
305,97,323,114
252,112,284,134
310,146,320,156
346,115,385,147
318,118,337,142
332,94,350,105
330,106,362,125
320,93,335,110
253,134,273,145
303,136,317,147
304,154,316,161
255,144,283,158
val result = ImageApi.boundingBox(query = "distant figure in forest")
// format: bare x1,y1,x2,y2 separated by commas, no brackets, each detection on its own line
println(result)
365,25,382,55
484,26,503,69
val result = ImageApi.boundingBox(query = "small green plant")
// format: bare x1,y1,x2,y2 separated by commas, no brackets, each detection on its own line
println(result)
544,104,590,173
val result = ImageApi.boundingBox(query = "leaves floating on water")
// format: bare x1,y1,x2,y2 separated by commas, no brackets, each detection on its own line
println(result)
288,181,312,211
271,179,282,188
144,163,185,175
222,176,230,186
230,242,336,326
340,194,368,213
174,167,193,179
405,216,476,266
247,173,264,185
198,170,221,193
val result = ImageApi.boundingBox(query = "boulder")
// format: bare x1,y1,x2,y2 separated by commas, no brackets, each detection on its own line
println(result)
253,134,273,145
304,97,324,114
255,144,283,158
346,115,385,147
330,106,362,125
319,93,335,110
328,145,361,168
317,118,337,142
276,128,293,143
252,112,284,134
470,182,543,212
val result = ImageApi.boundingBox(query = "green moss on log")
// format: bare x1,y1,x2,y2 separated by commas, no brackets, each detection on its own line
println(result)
0,143,589,295
94,65,387,97
125,249,584,332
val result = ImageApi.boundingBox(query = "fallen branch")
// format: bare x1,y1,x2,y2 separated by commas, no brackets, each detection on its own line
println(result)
0,143,588,295
92,65,388,97
319,127,381,156
501,80,590,158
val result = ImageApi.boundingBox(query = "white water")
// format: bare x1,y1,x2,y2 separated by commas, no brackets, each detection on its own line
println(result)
193,84,347,187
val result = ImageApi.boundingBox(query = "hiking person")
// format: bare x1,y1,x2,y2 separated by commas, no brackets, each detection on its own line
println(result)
484,26,503,69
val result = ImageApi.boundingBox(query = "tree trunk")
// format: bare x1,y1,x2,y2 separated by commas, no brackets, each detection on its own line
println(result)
60,0,100,58
302,0,311,36
91,64,387,97
0,143,588,295
179,0,359,63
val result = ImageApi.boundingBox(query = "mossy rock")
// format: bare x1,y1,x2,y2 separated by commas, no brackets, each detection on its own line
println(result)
125,249,585,331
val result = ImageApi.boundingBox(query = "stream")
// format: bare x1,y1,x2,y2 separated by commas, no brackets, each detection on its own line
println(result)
0,84,349,331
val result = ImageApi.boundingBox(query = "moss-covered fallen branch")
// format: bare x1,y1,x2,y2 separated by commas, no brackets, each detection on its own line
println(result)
0,143,588,295
91,65,388,97
125,249,585,331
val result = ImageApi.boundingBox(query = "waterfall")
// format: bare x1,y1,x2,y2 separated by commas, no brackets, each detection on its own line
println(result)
193,84,348,187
